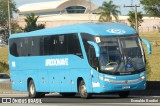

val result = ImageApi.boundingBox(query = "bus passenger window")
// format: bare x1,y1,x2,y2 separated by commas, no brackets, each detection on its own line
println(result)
44,36,57,55
68,34,83,58
31,37,43,56
17,37,32,56
58,35,68,54
10,39,19,57
59,35,64,44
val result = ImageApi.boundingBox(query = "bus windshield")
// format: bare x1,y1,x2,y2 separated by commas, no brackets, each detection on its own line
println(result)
98,35,145,75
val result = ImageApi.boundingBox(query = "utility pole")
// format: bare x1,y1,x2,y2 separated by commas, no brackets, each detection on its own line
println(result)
8,0,11,36
124,4,140,32
89,0,92,22
131,0,134,11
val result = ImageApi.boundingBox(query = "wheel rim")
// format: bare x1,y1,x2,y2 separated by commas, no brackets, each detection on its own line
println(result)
80,84,87,96
30,84,35,95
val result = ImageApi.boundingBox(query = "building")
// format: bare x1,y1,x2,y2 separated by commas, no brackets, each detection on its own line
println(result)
18,0,97,16
16,0,160,32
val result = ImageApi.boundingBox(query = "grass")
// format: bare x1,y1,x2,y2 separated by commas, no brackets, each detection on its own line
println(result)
140,31,160,81
0,32,160,80
0,47,9,74
0,47,8,63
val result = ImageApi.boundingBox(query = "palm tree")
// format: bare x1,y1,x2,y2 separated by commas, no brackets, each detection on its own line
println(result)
98,1,121,22
127,11,143,29
24,13,45,32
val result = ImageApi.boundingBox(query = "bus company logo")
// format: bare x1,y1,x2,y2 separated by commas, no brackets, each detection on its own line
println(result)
45,58,68,66
106,29,126,34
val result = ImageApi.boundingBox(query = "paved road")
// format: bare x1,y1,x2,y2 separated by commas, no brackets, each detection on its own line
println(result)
0,94,160,106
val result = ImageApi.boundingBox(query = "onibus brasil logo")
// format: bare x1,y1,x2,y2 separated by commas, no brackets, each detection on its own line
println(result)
106,29,126,34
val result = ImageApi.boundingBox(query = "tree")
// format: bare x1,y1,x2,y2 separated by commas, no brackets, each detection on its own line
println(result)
128,11,143,29
0,0,17,28
11,20,23,34
98,1,121,22
0,0,22,43
140,0,160,17
24,13,45,32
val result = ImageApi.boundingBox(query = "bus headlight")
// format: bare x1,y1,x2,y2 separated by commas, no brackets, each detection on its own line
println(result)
103,78,110,82
99,76,110,82
140,75,145,80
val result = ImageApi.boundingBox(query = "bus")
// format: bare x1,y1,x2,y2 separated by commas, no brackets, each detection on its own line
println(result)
9,23,151,98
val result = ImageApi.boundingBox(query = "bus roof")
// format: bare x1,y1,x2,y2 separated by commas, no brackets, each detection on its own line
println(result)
10,22,137,39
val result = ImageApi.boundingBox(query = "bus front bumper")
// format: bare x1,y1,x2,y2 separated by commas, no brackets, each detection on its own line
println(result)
92,75,146,93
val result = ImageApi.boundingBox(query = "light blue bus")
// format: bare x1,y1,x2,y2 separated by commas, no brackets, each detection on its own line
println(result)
9,23,151,98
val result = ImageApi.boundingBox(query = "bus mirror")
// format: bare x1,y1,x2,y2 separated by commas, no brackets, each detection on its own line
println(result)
141,38,152,54
87,41,100,57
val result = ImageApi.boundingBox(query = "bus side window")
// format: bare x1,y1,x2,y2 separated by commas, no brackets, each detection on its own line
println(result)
32,36,43,56
68,34,83,58
81,33,97,68
19,37,32,56
44,36,57,55
58,35,68,55
89,45,99,70
10,38,24,57
9,39,19,57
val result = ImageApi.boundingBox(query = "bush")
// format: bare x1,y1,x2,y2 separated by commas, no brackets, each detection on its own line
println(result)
0,61,9,74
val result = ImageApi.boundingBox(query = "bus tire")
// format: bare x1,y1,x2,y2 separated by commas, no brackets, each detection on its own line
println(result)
28,80,40,98
118,91,130,98
61,93,76,97
78,80,91,99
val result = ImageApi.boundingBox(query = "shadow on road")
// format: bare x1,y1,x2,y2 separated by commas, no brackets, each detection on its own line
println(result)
44,94,141,99
146,81,160,90
130,81,160,96
0,81,160,97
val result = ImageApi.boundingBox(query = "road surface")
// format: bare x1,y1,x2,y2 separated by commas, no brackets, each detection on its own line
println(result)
0,93,160,106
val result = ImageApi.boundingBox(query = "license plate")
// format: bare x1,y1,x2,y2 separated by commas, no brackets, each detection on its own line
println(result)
123,86,130,89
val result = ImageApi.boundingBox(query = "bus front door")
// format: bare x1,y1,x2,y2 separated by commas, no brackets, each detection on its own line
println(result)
88,46,100,92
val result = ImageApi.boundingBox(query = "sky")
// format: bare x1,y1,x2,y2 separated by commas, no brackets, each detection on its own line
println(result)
14,0,144,15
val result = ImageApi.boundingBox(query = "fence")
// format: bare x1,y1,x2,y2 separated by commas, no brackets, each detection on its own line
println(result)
17,20,160,33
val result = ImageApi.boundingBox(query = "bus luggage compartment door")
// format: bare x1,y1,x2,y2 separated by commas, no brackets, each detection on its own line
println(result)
37,70,49,92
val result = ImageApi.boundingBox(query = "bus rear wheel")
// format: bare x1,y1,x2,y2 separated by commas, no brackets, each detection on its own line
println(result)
78,80,91,99
118,91,130,98
28,80,45,98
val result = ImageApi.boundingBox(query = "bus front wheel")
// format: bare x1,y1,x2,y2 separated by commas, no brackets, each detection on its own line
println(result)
28,80,45,98
78,80,91,99
118,91,130,98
